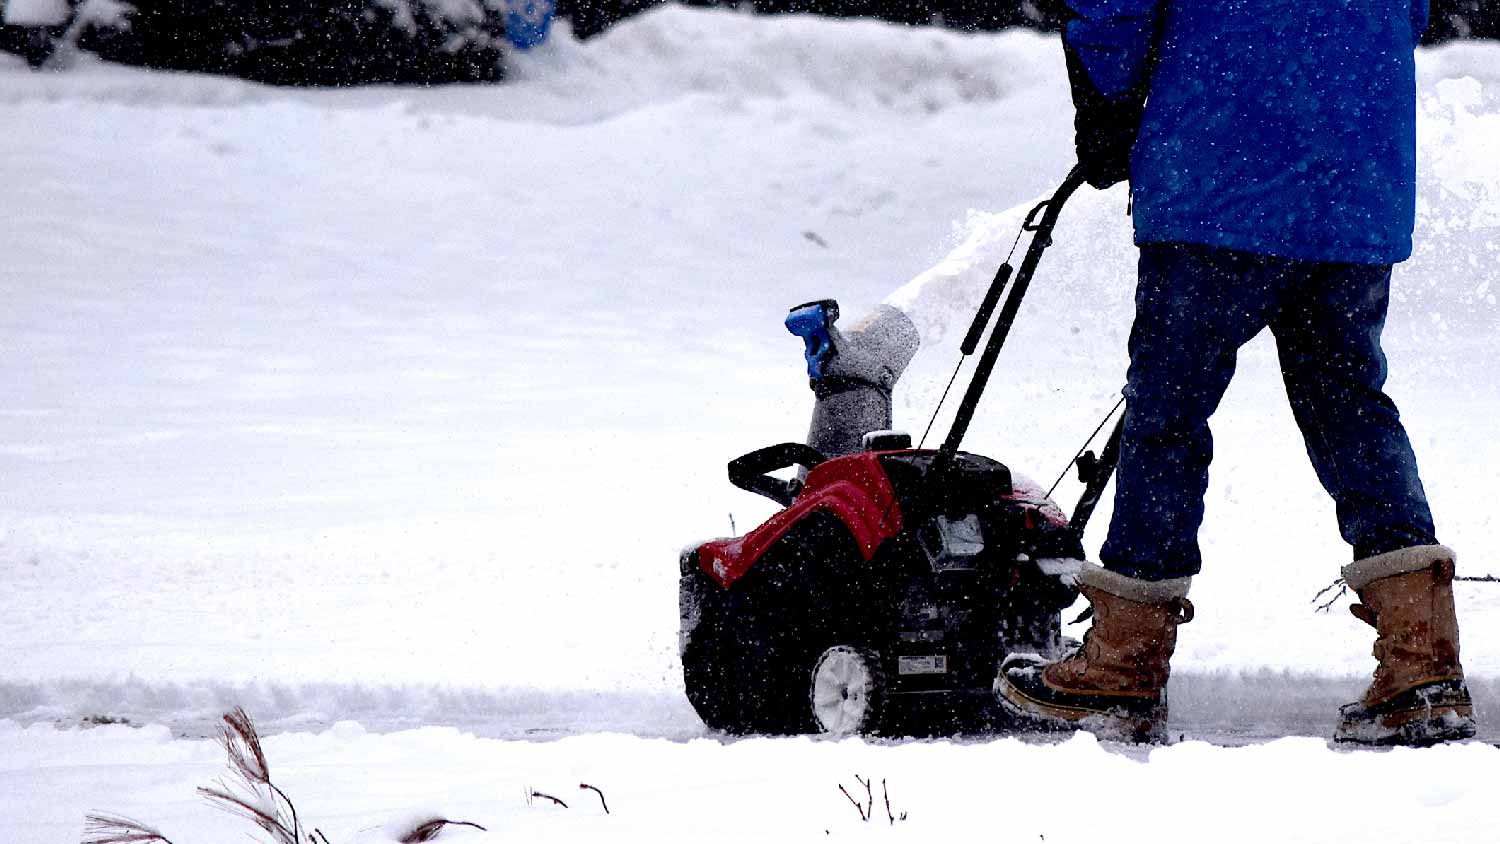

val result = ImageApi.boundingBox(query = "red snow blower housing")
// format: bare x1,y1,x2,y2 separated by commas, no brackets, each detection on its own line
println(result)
680,167,1117,736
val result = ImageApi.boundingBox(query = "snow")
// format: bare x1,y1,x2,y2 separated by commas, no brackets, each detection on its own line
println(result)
6,720,1500,843
1,7,1499,843
2,0,71,27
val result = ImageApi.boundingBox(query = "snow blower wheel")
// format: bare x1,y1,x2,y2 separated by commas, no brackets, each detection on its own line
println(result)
810,645,887,736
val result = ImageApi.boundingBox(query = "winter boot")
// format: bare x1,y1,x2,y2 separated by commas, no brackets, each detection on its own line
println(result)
1335,545,1476,746
995,564,1192,743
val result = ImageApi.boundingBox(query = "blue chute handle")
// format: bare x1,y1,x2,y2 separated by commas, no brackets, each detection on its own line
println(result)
503,0,555,50
785,299,840,381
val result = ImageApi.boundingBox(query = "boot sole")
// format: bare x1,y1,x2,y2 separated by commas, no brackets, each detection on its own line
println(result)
1335,704,1476,747
1335,681,1477,747
996,676,1166,744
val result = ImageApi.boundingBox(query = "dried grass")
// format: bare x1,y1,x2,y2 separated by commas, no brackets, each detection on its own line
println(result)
81,814,176,844
82,707,491,844
196,707,301,844
397,818,488,843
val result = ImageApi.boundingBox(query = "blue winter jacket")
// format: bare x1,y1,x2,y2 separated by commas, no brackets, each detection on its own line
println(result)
1067,0,1429,263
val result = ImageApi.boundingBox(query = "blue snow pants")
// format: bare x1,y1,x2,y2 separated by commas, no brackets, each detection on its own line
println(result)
1099,242,1438,581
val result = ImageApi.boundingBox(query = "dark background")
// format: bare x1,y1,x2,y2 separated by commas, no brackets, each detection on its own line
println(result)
2,0,1496,85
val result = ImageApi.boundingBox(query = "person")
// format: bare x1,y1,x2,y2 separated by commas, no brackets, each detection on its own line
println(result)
994,0,1476,746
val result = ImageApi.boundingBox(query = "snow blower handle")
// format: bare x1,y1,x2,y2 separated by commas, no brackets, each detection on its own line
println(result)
727,442,827,507
933,164,1089,480
960,263,1014,356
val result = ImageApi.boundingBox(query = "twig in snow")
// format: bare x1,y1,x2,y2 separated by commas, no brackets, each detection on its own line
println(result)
312,830,332,844
529,790,569,809
579,783,610,814
1312,578,1348,613
838,784,868,822
397,818,488,843
1456,574,1500,583
82,814,177,844
882,779,905,825
838,775,904,825
839,775,877,822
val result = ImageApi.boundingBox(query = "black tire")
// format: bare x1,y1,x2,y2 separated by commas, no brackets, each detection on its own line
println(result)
685,513,873,736
682,617,757,735
808,645,887,736
708,620,820,735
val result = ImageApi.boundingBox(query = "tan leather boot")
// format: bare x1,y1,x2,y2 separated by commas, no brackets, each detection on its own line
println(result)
1335,545,1476,746
996,565,1193,743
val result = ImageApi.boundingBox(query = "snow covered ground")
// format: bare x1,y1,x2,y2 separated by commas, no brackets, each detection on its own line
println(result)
2,8,1499,843
8,718,1500,844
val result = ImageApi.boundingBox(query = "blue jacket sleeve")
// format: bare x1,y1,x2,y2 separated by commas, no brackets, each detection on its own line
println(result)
1064,0,1164,99
1411,0,1429,43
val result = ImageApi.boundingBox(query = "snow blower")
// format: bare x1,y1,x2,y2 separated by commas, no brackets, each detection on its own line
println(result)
679,166,1121,736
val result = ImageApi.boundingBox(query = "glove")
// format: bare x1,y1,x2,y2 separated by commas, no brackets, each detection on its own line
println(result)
1063,38,1149,190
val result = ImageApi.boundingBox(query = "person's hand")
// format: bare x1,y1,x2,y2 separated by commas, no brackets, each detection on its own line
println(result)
1064,42,1148,190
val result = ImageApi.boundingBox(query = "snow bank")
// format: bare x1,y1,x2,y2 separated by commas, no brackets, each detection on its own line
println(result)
0,6,1060,125
4,718,1499,844
502,7,1059,123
